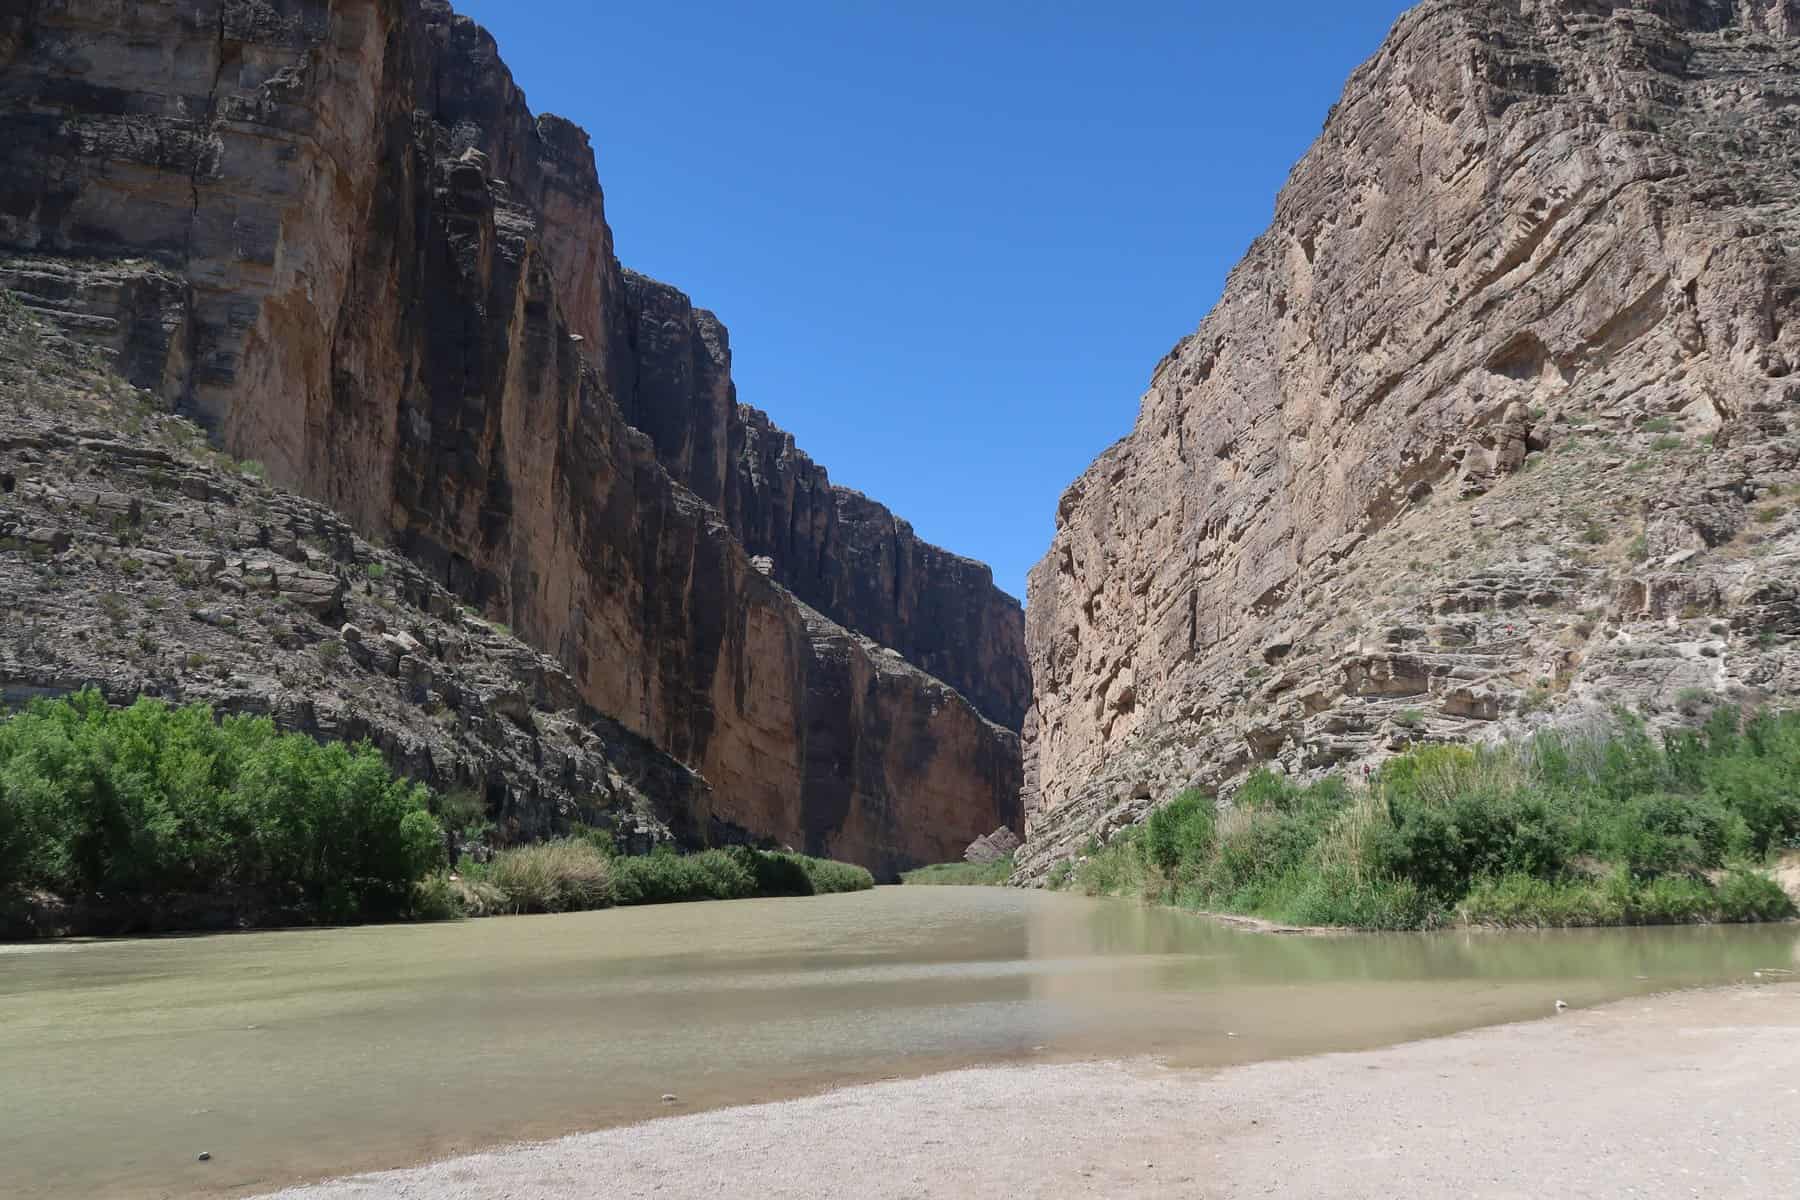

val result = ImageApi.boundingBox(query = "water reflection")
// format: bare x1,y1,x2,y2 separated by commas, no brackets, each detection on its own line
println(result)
2,887,1793,1199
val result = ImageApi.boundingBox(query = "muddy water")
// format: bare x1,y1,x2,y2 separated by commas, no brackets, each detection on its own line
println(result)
3,887,1795,1199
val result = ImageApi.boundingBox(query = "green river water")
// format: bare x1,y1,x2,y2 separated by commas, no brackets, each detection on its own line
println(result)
3,886,1795,1199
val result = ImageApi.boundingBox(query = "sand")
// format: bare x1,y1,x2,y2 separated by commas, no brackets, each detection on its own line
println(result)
259,983,1800,1200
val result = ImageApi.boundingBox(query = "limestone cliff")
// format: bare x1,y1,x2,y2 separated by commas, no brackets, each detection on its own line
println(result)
616,271,1031,732
0,0,1022,876
1019,0,1800,878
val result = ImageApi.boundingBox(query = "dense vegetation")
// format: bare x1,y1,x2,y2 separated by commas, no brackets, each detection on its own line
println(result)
0,692,442,922
423,840,874,918
901,857,1015,886
1065,708,1800,930
0,693,871,935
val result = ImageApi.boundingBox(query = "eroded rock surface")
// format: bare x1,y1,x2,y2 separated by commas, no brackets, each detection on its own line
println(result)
0,0,1021,876
0,315,707,850
1019,0,1800,879
616,271,1031,732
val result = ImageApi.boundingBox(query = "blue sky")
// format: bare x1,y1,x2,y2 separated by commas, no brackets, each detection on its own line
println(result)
454,1,1413,602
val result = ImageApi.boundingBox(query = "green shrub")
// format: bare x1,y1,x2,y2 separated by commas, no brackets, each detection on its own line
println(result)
1143,789,1215,879
611,846,744,905
0,691,442,918
1279,869,1439,931
799,855,876,894
430,785,490,836
1715,869,1797,922
411,872,467,921
902,857,1014,886
1592,791,1732,878
1074,829,1147,897
1082,707,1800,931
1459,874,1626,929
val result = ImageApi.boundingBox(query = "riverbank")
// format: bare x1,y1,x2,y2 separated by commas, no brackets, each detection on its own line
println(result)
260,983,1799,1199
3,845,874,939
1062,718,1800,931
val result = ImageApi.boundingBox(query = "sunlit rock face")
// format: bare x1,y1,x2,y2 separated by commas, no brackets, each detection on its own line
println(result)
1018,0,1800,880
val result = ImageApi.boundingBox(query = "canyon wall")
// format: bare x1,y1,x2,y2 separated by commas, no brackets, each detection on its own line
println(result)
615,271,1032,731
1019,0,1800,877
0,0,1021,876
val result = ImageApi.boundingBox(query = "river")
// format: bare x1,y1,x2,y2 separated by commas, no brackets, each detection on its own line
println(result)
3,887,1795,1199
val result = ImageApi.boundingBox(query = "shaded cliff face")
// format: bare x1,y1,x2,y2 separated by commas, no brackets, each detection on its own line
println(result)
0,0,1020,875
0,302,710,850
615,271,1032,731
1019,0,1800,877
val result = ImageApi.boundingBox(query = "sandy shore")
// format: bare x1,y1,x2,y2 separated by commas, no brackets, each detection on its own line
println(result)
261,984,1799,1200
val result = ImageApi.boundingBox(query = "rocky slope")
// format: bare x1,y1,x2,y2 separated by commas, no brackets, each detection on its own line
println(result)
0,295,708,850
0,0,1021,876
1018,0,1800,879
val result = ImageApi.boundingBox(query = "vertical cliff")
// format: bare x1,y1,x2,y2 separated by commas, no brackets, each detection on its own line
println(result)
615,271,1032,731
0,0,1022,876
1019,0,1800,877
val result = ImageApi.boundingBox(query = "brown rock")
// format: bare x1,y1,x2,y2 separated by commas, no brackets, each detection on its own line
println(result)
964,826,1022,865
0,0,1023,876
1017,1,1800,880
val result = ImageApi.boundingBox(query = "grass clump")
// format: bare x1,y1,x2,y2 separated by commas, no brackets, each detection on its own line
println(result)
1065,709,1800,931
486,840,613,913
902,857,1016,886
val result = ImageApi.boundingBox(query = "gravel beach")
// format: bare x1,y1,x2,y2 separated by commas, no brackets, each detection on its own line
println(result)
257,983,1799,1200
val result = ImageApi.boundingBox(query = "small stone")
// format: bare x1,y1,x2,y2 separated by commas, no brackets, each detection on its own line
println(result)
197,1152,211,1162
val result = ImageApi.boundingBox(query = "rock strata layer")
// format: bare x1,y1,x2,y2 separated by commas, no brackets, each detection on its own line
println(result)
1020,0,1800,879
616,271,1031,732
0,0,1022,876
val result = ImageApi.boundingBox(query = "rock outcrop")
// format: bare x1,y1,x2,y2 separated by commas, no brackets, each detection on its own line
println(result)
0,303,707,850
1018,0,1800,879
0,0,1022,877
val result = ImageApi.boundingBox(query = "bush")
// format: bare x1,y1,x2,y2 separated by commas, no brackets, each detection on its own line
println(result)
1075,829,1147,897
1592,791,1733,878
0,691,442,919
1079,707,1800,931
800,855,876,894
1459,874,1624,929
411,872,467,921
1143,790,1214,879
485,840,613,913
902,857,1014,886
1281,870,1438,932
1716,869,1797,922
